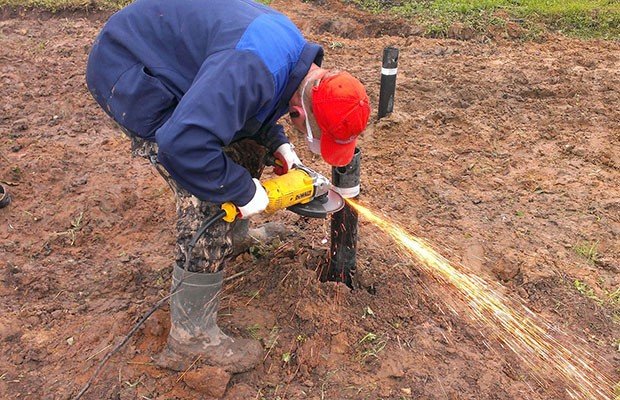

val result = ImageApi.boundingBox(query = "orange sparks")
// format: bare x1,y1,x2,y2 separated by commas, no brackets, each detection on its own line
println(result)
347,199,617,400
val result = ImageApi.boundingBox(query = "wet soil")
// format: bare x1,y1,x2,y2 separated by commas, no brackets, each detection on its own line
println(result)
1,0,619,399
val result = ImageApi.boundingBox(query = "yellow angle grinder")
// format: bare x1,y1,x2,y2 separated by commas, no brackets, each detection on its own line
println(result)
186,164,344,263
221,164,345,222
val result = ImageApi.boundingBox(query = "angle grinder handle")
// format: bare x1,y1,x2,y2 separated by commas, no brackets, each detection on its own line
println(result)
264,153,283,168
221,202,239,222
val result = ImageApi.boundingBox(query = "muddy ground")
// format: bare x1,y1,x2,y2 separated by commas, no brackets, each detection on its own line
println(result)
1,0,619,399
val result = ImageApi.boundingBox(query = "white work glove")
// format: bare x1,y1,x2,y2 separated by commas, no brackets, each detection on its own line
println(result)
273,143,301,175
237,178,269,219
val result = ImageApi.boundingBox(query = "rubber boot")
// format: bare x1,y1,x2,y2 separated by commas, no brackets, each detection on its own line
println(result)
231,219,290,257
156,264,263,373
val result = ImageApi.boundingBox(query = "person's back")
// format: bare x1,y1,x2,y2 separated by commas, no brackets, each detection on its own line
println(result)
86,0,317,143
88,0,285,95
86,0,323,203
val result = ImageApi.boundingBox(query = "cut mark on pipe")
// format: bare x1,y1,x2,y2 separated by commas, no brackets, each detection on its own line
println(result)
381,67,398,75
333,185,360,199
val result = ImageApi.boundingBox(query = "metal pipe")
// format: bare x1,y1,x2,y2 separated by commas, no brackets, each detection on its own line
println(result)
322,148,361,288
378,47,399,119
0,183,12,209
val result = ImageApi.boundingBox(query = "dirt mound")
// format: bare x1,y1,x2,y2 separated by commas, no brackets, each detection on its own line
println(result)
1,1,619,399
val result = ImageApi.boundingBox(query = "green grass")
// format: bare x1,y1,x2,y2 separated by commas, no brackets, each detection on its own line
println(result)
573,240,600,264
0,0,617,39
350,0,620,39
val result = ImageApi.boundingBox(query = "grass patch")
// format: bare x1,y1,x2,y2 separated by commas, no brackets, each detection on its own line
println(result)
573,279,600,303
573,240,599,264
1,0,618,39
0,0,617,39
354,332,387,363
573,279,620,312
349,0,620,39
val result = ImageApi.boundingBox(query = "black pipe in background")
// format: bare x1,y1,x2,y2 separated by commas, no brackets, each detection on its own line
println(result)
378,47,399,119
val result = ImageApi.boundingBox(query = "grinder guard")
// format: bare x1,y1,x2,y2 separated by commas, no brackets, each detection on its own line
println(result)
288,189,344,218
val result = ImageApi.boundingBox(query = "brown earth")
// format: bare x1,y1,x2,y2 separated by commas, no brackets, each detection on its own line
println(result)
1,1,619,399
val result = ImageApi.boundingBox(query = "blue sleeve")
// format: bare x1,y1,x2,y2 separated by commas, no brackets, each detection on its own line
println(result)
255,123,288,153
155,50,275,206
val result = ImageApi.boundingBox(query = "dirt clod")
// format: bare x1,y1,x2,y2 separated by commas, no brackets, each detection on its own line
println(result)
182,366,232,398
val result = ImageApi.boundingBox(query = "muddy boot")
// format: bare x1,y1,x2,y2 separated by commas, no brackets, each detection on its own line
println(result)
231,220,289,256
156,264,263,373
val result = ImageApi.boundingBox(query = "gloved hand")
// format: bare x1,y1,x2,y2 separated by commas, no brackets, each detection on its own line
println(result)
273,143,301,175
237,178,269,219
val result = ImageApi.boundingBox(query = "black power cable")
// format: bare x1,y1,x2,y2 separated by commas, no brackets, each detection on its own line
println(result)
184,209,227,270
73,209,228,400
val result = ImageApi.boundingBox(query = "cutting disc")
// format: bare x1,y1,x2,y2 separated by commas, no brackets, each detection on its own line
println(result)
288,189,345,218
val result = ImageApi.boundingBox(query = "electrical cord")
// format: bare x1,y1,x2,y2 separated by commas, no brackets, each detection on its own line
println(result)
73,209,228,400
184,209,226,270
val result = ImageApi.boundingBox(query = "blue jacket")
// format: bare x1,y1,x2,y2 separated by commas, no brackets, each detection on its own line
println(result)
86,0,323,205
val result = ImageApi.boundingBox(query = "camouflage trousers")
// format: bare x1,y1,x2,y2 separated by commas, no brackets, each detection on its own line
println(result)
127,131,266,273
